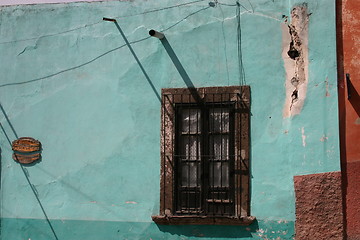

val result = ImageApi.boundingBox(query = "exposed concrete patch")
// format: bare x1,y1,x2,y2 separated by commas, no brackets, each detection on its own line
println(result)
294,171,344,240
282,4,309,118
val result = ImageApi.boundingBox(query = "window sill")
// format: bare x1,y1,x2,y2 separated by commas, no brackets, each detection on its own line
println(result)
151,215,256,225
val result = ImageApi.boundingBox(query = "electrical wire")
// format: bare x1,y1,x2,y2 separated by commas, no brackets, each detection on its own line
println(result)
0,0,205,45
218,4,230,86
236,1,246,86
0,6,211,89
217,1,252,12
0,21,102,45
161,6,210,32
114,0,206,18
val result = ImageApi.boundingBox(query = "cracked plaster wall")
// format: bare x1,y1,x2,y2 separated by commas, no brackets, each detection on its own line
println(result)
0,0,340,239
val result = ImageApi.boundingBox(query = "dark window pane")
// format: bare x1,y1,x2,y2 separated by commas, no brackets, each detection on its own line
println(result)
181,108,201,133
209,162,229,187
181,136,201,160
210,108,229,132
210,135,229,160
181,162,200,187
180,191,201,210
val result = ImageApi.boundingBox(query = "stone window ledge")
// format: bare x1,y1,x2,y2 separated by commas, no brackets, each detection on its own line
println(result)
152,215,256,225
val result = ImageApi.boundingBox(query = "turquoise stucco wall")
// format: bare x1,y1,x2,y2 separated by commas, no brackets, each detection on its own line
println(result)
0,0,339,239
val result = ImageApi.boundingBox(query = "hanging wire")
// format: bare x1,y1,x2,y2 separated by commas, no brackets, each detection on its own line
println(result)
236,1,246,87
0,21,102,45
161,6,210,32
217,1,252,12
0,6,210,89
218,4,230,86
0,0,206,45
114,0,206,18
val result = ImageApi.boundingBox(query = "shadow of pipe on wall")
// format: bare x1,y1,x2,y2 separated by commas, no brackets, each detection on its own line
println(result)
156,219,259,238
160,37,203,104
112,21,162,102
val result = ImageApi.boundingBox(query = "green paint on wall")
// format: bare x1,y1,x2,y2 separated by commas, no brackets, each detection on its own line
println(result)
1,218,294,240
0,0,339,238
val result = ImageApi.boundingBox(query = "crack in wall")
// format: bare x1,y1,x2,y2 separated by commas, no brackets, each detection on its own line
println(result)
282,4,309,118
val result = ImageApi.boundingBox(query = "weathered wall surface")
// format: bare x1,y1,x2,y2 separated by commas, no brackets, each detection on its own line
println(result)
0,0,339,239
294,172,343,240
337,0,360,239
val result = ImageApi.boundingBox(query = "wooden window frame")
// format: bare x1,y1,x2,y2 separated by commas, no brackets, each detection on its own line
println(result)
152,86,255,225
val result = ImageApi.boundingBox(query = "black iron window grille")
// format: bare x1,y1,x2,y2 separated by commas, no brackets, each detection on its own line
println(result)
152,86,254,225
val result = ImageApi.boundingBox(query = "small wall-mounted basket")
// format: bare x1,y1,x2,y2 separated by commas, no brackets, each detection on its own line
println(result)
12,137,42,164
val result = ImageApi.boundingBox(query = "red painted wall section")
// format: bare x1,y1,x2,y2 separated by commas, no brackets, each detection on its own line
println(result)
337,0,360,239
294,172,343,240
341,0,360,162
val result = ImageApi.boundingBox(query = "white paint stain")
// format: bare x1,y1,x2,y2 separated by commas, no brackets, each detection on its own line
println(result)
320,135,328,142
301,127,306,147
125,201,137,204
325,77,330,97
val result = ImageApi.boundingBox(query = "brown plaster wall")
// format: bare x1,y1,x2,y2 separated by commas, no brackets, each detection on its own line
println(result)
294,171,343,240
345,161,360,240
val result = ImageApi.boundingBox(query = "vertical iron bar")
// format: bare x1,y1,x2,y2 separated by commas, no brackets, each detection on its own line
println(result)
218,93,224,215
187,93,191,213
212,93,215,216
236,93,240,217
180,93,183,213
172,93,175,214
162,94,166,214
239,93,243,217
202,93,206,216
196,106,199,213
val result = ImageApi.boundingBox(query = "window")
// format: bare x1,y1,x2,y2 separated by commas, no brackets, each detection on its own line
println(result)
152,86,254,225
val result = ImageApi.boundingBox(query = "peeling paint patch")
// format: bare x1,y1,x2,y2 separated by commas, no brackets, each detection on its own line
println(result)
320,135,328,142
282,4,309,118
125,201,137,204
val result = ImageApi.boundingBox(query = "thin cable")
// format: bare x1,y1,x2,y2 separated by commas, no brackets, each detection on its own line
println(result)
161,6,210,32
0,0,205,45
0,36,150,88
217,1,251,12
246,0,255,13
236,1,246,86
219,4,230,86
0,21,102,45
0,6,209,89
114,0,206,18
0,104,59,240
